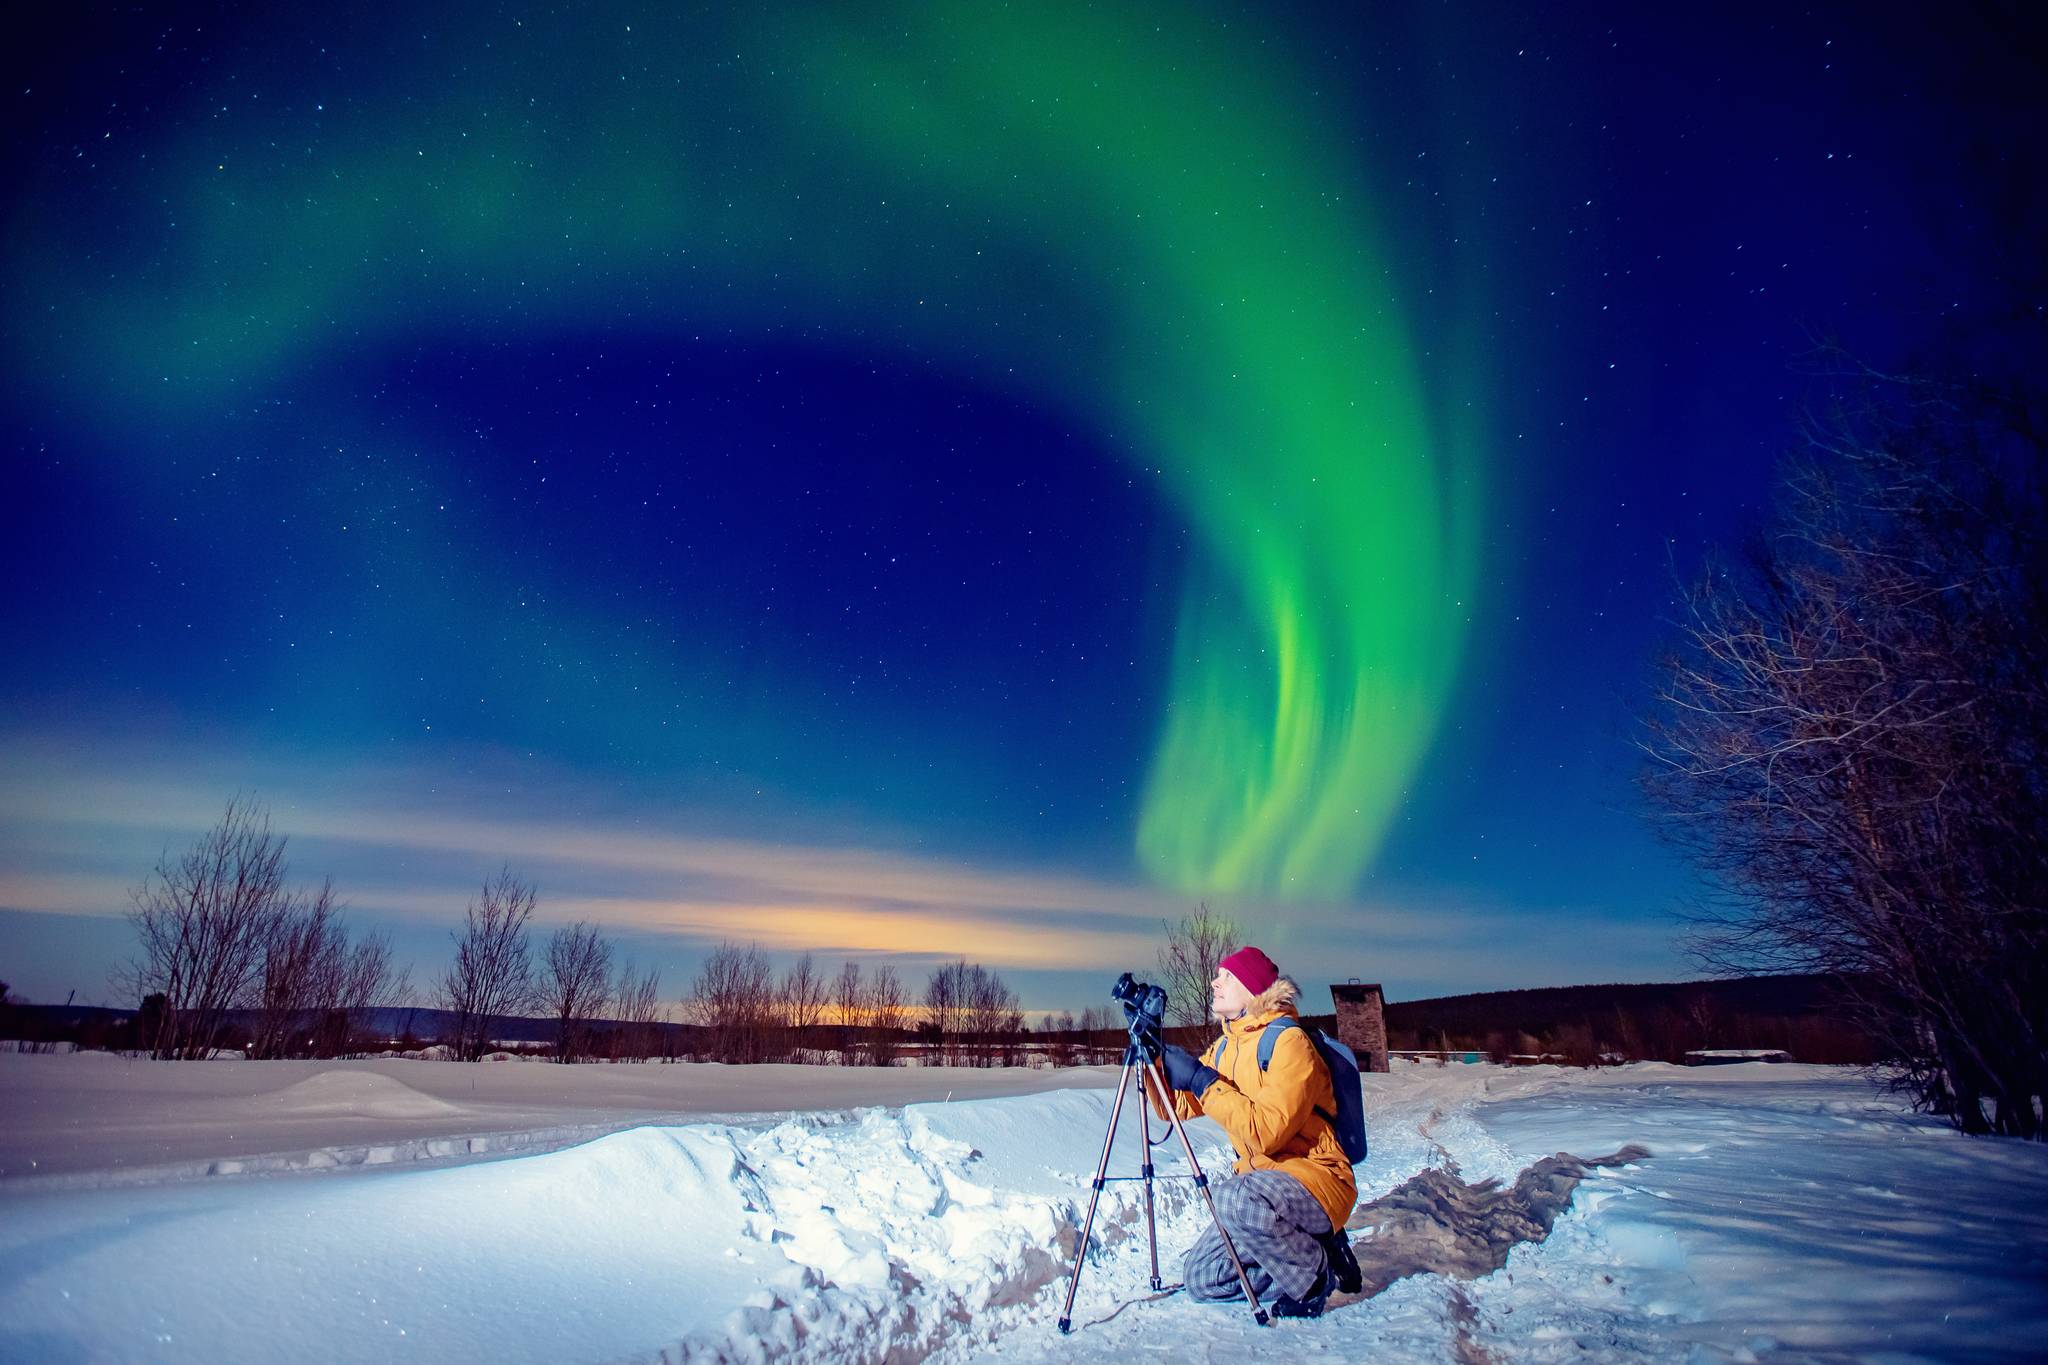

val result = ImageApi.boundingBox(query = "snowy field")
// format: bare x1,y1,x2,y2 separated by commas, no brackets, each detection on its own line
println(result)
0,1051,1119,1184
2,1056,2045,1363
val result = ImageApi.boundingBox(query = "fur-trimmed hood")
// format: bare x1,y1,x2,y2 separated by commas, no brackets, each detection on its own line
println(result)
1244,974,1300,1019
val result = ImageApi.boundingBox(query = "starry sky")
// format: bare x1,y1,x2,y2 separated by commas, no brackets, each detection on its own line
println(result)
1,2,2038,1014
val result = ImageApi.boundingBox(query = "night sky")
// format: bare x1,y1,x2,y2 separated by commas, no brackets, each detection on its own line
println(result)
2,2,2037,1014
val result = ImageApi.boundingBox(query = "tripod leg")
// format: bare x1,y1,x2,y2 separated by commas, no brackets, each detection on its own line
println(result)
1142,1058,1269,1327
1056,1056,1138,1334
1139,1080,1163,1292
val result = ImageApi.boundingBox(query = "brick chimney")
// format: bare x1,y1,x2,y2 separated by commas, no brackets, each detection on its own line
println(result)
1329,981,1388,1073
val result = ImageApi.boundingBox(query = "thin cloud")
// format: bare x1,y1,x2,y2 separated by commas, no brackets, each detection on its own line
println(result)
0,733,1683,984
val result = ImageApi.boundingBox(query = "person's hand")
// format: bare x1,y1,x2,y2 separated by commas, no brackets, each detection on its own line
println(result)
1160,1043,1220,1096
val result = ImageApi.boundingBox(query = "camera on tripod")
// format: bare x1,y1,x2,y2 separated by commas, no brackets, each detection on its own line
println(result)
1110,972,1168,1055
1057,970,1270,1331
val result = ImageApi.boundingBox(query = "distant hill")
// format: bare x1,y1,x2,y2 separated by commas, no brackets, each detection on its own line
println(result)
1319,973,1878,1064
1384,973,1853,1034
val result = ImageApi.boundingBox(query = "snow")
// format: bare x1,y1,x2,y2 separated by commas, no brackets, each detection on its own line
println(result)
0,1051,1120,1183
2,1056,2045,1362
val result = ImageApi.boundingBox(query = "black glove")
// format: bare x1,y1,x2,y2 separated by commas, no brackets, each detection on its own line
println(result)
1160,1043,1221,1097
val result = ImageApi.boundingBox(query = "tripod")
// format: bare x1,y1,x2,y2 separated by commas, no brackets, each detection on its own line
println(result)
1055,1030,1269,1332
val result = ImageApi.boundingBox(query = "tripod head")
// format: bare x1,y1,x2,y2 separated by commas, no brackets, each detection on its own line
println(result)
1110,972,1168,1060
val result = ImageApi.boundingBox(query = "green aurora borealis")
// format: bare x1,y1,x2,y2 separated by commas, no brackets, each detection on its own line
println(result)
7,2,1484,900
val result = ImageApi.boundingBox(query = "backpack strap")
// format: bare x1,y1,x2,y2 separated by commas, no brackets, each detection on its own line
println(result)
1216,1017,1296,1069
1256,1016,1339,1129
1256,1015,1301,1070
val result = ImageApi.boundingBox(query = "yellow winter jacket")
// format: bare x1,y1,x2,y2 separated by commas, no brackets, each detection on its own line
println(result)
1150,1002,1357,1233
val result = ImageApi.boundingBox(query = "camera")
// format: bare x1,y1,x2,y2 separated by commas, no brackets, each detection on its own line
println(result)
1111,972,1168,1052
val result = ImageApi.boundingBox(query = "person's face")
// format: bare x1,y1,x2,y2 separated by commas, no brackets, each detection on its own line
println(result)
1210,966,1254,1021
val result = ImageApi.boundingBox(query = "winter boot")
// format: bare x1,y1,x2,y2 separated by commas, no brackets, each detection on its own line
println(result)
1316,1229,1363,1295
1269,1260,1331,1319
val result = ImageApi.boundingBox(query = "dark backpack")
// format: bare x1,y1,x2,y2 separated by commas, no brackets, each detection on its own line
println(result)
1216,1016,1369,1165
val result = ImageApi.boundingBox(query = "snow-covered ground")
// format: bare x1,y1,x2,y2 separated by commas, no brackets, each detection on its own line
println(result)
0,1051,1119,1184
2,1056,2044,1363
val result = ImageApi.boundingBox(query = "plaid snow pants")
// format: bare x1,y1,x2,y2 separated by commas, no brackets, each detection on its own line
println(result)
1182,1168,1331,1303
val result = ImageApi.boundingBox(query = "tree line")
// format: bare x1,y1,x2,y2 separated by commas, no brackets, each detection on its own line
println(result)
100,800,1257,1066
112,801,667,1063
433,867,666,1062
664,947,1134,1067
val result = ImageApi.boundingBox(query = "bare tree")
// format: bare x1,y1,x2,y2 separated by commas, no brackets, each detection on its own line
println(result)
1642,364,2047,1138
964,963,1019,1068
543,921,613,1063
687,941,777,1063
1157,902,1240,1029
864,965,905,1066
996,1002,1027,1067
1077,1005,1120,1065
437,868,539,1062
610,960,665,1060
274,913,409,1059
919,960,1017,1067
1043,1010,1077,1068
923,960,968,1066
332,930,410,1055
248,878,343,1059
124,798,293,1060
834,959,864,1063
780,953,828,1062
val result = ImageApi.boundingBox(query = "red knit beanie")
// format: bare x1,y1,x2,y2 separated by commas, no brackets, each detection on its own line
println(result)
1217,945,1279,996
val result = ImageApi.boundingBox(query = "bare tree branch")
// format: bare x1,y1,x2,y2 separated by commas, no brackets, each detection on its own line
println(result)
543,921,613,1063
124,798,291,1060
1156,902,1240,1029
436,868,539,1062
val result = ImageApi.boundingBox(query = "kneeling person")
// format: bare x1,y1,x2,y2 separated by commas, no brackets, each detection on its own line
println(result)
1150,946,1358,1318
